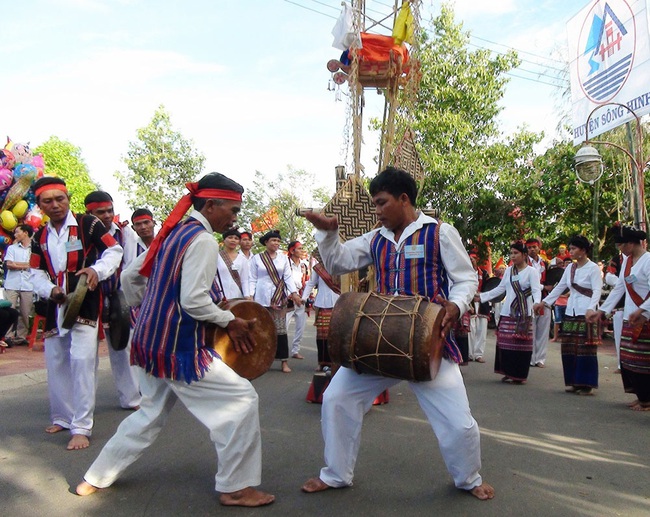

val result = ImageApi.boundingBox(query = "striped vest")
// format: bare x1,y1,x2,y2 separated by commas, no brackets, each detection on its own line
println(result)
101,226,123,296
131,218,221,383
370,221,462,363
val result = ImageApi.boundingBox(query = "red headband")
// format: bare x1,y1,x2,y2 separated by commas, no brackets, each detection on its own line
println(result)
140,181,242,277
35,183,68,198
86,201,113,211
289,241,302,254
132,214,153,223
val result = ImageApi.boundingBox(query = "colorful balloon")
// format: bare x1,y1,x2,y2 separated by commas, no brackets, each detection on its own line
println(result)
24,205,44,229
0,168,13,191
0,149,15,170
13,163,37,180
12,199,28,218
1,210,18,231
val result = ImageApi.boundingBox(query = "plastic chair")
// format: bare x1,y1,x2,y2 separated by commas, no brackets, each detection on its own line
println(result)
28,314,46,350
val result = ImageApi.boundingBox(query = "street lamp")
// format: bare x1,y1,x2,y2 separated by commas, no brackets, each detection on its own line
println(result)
574,145,603,261
574,102,648,232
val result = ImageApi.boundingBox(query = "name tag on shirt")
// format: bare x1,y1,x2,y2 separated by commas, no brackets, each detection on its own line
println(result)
404,244,425,260
65,240,83,252
625,274,637,284
511,274,520,281
231,264,240,271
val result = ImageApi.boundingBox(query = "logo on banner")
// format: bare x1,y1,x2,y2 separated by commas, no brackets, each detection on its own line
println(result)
577,0,636,103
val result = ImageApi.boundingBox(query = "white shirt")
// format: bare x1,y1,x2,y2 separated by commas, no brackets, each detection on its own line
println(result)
29,211,123,299
249,252,298,306
238,250,255,262
217,251,250,300
302,268,339,309
543,261,602,316
121,211,235,328
289,258,306,295
4,241,33,291
110,222,138,269
600,252,650,319
480,265,542,317
315,212,477,315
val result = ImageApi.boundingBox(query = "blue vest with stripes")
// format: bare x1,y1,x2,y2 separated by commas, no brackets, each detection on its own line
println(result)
131,218,221,383
370,221,462,363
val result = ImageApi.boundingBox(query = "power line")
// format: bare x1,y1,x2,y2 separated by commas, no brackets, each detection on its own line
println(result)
470,34,566,67
468,41,567,74
283,0,337,19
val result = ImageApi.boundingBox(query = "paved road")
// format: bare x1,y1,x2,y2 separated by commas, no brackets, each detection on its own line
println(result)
1,319,649,517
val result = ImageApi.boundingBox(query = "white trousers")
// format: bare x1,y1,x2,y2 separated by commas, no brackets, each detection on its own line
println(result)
613,311,623,368
531,309,551,365
83,359,262,493
286,304,307,355
105,331,142,409
44,323,100,436
319,360,482,491
468,312,487,359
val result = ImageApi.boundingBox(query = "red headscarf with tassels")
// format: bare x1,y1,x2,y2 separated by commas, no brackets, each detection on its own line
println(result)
139,181,242,277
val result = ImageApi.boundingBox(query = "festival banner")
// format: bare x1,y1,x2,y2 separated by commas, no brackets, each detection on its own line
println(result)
567,0,650,144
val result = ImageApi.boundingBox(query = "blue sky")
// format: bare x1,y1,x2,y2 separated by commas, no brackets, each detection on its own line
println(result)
2,0,596,215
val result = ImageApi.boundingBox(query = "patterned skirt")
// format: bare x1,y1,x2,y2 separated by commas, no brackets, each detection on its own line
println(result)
314,308,333,340
620,321,650,401
559,315,599,388
495,315,533,381
266,306,287,336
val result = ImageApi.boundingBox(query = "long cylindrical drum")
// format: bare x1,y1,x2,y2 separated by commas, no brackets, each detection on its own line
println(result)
328,292,445,382
206,299,277,380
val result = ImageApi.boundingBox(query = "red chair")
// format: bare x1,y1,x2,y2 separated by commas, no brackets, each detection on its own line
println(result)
28,314,46,350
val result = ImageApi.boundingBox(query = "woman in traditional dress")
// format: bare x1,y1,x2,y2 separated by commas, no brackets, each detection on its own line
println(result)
249,230,301,373
217,228,251,300
589,226,650,411
480,241,541,384
535,235,602,395
301,252,340,371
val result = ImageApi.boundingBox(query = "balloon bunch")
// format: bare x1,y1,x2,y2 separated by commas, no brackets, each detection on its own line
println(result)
0,137,48,250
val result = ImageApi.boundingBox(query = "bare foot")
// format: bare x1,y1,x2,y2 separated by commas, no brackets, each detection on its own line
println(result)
626,399,640,407
45,424,66,434
76,481,99,496
219,487,275,507
630,402,650,412
281,362,292,373
67,435,90,450
301,477,332,493
469,483,495,500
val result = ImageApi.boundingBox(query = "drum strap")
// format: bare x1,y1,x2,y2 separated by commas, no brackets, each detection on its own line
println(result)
569,263,594,298
39,223,92,291
260,251,286,306
623,255,650,307
219,249,243,295
509,269,532,336
314,263,341,295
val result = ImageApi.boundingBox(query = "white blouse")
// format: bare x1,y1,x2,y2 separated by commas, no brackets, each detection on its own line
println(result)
249,252,298,307
217,252,250,300
543,260,602,316
302,269,340,309
479,265,542,317
601,252,650,318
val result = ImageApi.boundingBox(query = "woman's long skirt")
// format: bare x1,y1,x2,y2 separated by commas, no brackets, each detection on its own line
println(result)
495,316,533,381
560,315,600,389
620,321,650,403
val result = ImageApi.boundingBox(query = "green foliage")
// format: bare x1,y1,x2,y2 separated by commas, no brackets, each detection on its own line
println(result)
33,136,98,213
115,105,205,222
239,167,332,253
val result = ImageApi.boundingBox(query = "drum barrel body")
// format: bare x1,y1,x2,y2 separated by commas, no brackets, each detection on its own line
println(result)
329,292,445,382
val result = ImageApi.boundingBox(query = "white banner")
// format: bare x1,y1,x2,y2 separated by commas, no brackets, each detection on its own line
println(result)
568,0,650,144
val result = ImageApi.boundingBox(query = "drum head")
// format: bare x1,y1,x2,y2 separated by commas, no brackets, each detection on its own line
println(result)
108,291,131,351
481,276,505,303
62,274,88,329
545,266,565,286
210,299,277,380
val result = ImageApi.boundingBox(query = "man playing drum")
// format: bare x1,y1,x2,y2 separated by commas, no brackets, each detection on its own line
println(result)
76,172,275,507
301,166,494,501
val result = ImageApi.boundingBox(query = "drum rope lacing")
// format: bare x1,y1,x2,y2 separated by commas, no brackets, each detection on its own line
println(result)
349,291,425,379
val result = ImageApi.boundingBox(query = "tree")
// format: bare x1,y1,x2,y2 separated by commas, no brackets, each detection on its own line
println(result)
115,105,205,222
33,136,98,213
239,167,332,253
395,4,544,258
